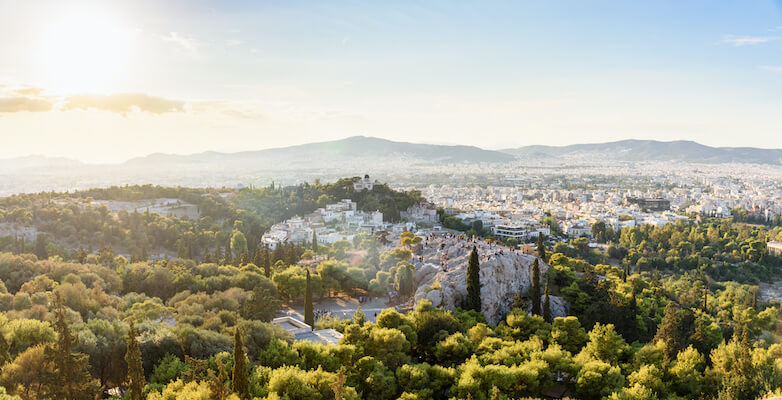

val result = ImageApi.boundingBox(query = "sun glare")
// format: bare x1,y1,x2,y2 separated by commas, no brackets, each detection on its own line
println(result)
35,6,132,94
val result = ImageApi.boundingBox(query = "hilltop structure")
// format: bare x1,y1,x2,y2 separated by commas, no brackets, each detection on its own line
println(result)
353,174,374,191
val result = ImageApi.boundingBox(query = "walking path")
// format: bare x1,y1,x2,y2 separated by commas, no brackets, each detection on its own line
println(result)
280,295,390,323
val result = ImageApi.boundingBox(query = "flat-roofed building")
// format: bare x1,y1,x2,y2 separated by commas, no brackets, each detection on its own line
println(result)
768,241,782,256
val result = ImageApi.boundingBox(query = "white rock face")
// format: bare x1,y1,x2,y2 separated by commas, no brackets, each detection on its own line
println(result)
412,235,569,324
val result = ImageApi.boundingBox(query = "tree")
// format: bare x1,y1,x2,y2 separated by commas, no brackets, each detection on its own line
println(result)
74,319,127,389
263,245,271,277
331,367,347,400
465,246,481,312
543,281,552,323
395,262,415,296
208,358,230,400
584,323,629,365
312,231,318,253
531,258,541,316
242,285,282,322
653,302,685,362
0,345,50,399
232,329,249,399
126,322,146,400
230,230,248,261
44,295,100,400
353,306,366,326
550,316,588,354
304,269,314,327
34,235,48,260
537,234,546,261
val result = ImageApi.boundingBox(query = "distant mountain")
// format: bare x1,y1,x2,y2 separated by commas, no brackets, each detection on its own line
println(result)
501,140,782,164
124,136,515,167
0,155,83,172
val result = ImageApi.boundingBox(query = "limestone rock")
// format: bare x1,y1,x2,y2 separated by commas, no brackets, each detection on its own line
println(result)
413,236,569,324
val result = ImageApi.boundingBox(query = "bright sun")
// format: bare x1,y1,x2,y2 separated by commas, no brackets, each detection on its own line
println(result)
36,6,131,94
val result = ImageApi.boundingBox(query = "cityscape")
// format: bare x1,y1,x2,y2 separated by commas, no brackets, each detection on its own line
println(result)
1,1,782,400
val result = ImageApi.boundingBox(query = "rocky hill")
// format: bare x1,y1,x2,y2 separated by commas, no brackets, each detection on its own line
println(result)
412,235,567,324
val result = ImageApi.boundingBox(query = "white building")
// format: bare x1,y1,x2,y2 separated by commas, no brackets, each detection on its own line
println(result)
353,175,374,191
768,241,782,256
564,223,591,238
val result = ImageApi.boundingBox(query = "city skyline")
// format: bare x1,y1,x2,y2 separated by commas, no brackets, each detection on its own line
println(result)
1,0,782,163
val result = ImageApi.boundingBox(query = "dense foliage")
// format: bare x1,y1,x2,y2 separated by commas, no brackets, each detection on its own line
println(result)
0,185,779,399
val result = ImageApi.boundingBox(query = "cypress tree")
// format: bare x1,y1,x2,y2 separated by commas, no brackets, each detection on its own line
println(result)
224,243,232,265
232,329,249,399
543,280,552,323
312,231,318,252
263,245,271,277
465,246,481,312
34,234,48,260
253,249,263,268
125,322,146,400
304,269,314,327
537,234,546,261
654,302,682,362
531,258,541,315
0,326,9,367
692,316,709,356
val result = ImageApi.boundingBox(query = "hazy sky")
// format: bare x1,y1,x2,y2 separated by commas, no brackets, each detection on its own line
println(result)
1,0,782,163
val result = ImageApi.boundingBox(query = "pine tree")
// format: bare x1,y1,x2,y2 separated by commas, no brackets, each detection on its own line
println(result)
353,306,366,326
126,322,146,400
45,295,100,400
537,234,546,261
543,281,552,323
304,269,314,327
331,367,347,400
465,246,481,312
208,358,229,400
490,386,501,400
531,258,541,316
232,329,249,399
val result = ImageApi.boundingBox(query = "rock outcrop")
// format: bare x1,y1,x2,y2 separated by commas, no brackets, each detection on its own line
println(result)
413,236,568,324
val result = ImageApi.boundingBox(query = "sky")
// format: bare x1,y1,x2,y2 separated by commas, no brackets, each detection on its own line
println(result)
1,0,782,163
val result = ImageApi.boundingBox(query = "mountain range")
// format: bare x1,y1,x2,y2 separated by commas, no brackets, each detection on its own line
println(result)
3,137,782,171
501,139,782,164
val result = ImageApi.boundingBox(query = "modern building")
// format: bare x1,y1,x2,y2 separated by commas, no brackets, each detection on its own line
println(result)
627,197,671,212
